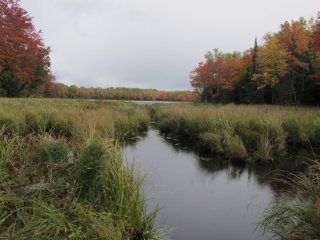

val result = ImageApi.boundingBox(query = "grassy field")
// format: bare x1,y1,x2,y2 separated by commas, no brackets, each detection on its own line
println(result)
1,99,319,239
0,98,158,239
151,103,320,163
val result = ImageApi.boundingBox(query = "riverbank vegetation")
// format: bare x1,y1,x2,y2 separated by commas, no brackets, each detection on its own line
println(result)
0,98,160,239
190,13,320,105
260,160,320,239
151,103,320,163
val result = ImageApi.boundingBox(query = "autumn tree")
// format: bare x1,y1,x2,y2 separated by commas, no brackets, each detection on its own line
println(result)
310,13,320,87
190,57,214,102
190,49,246,102
252,34,289,103
191,13,320,105
0,0,51,97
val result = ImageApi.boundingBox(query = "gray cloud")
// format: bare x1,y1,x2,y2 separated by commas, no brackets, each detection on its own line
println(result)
21,0,319,90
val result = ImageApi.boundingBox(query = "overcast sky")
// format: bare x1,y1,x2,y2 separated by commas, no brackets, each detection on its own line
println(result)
20,0,318,90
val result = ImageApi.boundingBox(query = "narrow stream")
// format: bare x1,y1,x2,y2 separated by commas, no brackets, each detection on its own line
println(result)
125,129,305,240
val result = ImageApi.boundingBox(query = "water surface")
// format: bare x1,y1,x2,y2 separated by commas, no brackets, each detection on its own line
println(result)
125,129,305,240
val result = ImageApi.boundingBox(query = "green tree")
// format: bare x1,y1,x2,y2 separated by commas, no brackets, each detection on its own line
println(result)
236,38,264,104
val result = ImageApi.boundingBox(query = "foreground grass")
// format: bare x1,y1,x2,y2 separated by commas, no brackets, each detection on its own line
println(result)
259,160,320,239
151,103,320,163
0,98,159,239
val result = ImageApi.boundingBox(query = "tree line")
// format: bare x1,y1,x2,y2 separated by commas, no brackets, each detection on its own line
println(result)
2,1,318,104
190,14,320,105
44,83,193,102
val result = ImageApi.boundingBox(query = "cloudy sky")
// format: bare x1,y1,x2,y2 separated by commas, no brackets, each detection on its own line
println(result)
21,0,318,90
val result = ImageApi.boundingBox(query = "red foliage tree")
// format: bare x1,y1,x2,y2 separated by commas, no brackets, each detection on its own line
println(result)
190,49,247,102
0,0,51,96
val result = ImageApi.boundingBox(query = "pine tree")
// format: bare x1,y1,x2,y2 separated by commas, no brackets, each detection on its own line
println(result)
236,37,263,104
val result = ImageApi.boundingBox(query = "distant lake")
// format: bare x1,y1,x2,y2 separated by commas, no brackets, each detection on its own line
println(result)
126,100,188,105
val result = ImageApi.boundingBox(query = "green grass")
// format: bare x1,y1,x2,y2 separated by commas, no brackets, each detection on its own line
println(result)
259,161,320,239
0,98,157,239
151,103,320,163
1,98,319,238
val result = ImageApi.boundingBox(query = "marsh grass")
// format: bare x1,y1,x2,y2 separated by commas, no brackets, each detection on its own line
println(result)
152,104,320,163
36,136,69,164
259,161,320,239
0,98,157,239
254,134,274,162
199,132,224,154
223,133,248,162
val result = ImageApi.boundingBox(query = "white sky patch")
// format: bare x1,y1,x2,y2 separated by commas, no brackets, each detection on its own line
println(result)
21,0,319,90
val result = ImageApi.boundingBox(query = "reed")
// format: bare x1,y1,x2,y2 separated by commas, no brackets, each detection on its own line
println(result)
260,161,320,239
152,103,320,163
0,98,157,239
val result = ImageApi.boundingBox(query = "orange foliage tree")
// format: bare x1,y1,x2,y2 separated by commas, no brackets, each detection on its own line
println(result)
190,49,247,102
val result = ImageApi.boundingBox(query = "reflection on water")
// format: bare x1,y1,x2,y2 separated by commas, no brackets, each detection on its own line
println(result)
125,129,308,240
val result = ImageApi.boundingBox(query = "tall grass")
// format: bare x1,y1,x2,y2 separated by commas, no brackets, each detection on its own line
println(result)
152,103,320,163
0,98,157,239
259,161,320,239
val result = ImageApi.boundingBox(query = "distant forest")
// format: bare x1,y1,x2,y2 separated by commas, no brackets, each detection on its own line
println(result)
190,14,320,105
43,83,194,102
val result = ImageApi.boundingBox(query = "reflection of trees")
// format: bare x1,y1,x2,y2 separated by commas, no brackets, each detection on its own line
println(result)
247,156,309,196
158,131,195,154
197,157,246,180
124,130,148,147
158,130,310,196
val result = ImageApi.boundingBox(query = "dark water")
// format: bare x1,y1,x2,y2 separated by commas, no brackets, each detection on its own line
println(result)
125,129,307,240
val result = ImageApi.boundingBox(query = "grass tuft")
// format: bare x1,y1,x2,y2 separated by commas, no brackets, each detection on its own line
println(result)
76,139,108,205
36,136,69,164
223,133,248,162
260,161,320,239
